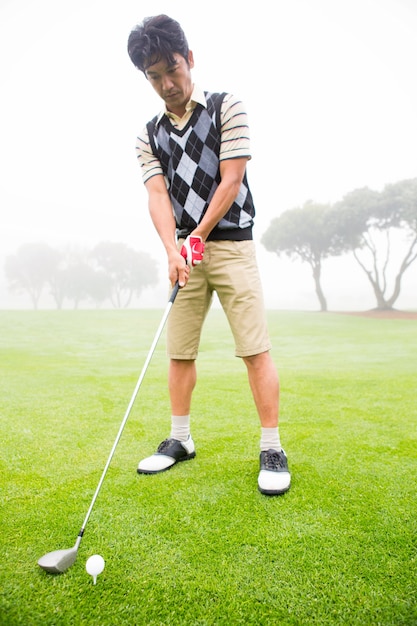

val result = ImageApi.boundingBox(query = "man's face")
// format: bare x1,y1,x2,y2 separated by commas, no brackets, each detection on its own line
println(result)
145,51,194,118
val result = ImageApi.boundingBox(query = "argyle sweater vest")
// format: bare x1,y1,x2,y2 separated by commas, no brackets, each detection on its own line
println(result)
146,92,255,240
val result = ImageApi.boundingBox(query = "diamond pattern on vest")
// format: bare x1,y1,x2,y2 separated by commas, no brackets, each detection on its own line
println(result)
147,93,255,236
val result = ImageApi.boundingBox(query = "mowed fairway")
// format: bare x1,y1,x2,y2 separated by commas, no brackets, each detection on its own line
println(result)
0,308,416,625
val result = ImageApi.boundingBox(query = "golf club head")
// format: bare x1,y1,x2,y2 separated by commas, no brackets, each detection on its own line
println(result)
37,547,78,574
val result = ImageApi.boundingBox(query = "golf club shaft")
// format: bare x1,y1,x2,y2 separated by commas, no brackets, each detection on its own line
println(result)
77,281,180,540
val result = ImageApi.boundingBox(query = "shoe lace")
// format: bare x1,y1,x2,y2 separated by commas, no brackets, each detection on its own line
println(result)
157,438,173,453
264,450,286,471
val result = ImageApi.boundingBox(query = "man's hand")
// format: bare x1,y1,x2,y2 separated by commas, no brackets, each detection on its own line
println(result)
180,235,205,268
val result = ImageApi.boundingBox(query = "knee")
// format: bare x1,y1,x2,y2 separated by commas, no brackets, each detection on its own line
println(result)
170,358,195,368
243,351,270,371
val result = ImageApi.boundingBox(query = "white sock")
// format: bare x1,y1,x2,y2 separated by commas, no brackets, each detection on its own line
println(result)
260,427,281,452
170,415,190,442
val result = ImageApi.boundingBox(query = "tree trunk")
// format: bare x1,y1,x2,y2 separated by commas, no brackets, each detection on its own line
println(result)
370,280,391,309
353,250,391,309
312,262,327,312
386,235,417,308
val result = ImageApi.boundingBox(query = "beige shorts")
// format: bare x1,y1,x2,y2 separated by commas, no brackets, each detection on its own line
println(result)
167,240,271,359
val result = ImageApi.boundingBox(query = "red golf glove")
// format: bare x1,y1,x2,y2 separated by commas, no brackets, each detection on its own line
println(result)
180,235,205,268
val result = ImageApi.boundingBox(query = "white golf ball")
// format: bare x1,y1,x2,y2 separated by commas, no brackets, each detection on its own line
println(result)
86,554,105,584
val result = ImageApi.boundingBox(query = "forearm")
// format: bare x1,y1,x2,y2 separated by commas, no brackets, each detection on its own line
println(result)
192,182,240,241
145,175,189,287
148,192,177,256
193,157,248,241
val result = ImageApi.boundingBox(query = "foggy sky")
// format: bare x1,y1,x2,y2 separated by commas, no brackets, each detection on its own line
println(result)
1,0,416,310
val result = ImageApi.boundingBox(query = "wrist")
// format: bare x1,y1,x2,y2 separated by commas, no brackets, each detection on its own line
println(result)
166,241,181,256
190,231,206,243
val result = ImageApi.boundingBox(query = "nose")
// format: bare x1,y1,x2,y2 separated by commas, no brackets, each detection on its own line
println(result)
161,74,174,91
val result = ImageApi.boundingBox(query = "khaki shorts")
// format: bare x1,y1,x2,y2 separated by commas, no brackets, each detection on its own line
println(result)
167,240,271,359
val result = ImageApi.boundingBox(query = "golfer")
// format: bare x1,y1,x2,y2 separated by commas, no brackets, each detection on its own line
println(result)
127,14,290,495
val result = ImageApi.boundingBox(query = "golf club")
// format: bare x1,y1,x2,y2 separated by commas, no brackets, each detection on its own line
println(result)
37,282,180,574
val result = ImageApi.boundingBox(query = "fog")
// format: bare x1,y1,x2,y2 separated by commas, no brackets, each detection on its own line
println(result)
1,0,416,310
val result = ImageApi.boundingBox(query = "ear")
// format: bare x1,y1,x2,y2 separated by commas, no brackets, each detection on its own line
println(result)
188,50,194,69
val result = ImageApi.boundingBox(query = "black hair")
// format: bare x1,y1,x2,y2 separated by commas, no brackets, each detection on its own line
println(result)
127,14,190,73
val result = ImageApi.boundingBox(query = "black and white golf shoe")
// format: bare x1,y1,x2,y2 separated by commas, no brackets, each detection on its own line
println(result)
258,449,291,495
137,436,196,474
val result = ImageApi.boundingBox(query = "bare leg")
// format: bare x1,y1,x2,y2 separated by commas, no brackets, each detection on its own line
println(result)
242,351,279,428
169,358,196,415
244,351,290,495
137,358,197,473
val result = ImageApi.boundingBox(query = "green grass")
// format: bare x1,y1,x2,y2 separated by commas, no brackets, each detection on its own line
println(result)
0,309,416,625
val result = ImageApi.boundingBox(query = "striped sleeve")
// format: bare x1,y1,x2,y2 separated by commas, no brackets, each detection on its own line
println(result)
219,93,251,161
135,126,164,183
